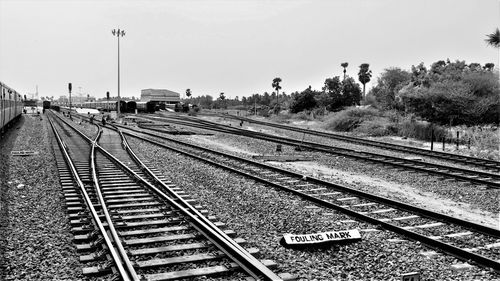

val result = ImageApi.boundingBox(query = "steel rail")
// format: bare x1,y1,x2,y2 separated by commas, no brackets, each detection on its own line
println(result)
91,130,139,280
204,113,500,170
115,126,283,281
120,127,500,237
119,127,500,273
53,112,283,281
139,116,500,188
47,114,133,280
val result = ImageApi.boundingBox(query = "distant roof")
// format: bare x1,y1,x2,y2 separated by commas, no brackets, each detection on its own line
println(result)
141,89,180,97
140,89,180,102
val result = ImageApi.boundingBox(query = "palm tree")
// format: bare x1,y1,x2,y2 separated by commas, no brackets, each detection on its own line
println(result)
272,77,282,113
485,28,500,85
341,62,349,80
358,63,372,100
485,28,500,47
219,92,225,109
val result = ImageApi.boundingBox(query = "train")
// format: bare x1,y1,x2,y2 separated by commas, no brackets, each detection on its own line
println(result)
0,82,24,134
71,100,127,112
71,100,173,113
43,100,51,109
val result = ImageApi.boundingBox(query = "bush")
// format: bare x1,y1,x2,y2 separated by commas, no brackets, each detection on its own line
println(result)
323,107,381,132
454,126,499,153
354,117,397,136
294,111,315,121
397,117,448,142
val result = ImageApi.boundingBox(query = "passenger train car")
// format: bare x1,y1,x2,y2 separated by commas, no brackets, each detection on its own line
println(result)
0,82,24,134
76,100,161,113
74,100,127,112
71,99,177,114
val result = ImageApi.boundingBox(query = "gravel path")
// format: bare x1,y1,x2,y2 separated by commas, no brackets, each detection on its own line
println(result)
127,136,500,281
0,114,83,280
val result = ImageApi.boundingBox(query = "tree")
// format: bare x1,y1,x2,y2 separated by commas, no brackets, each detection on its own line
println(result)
485,28,500,87
484,63,495,71
368,67,411,109
186,89,191,99
485,28,500,47
341,77,362,106
218,92,226,109
410,62,431,87
289,87,318,113
318,76,342,110
341,62,349,80
262,92,271,106
358,63,372,99
468,63,482,72
400,79,499,125
272,77,282,112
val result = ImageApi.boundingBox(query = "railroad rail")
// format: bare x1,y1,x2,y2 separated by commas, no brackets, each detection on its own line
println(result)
48,111,290,281
138,115,500,189
212,113,500,173
113,124,500,273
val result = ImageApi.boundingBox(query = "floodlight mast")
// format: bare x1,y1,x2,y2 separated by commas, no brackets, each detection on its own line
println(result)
112,28,125,117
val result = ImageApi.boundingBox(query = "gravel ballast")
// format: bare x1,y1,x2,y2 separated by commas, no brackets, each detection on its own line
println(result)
127,136,500,281
153,117,499,223
0,114,83,280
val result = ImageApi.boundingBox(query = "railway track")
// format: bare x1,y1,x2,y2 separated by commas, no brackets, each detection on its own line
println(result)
140,114,500,189
114,123,500,273
210,113,500,173
48,112,291,280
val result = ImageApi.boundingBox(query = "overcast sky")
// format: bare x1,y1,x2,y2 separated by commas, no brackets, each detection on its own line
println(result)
0,0,498,100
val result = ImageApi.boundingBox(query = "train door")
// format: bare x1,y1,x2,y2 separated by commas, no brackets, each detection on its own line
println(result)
7,91,11,126
13,92,17,118
0,86,4,129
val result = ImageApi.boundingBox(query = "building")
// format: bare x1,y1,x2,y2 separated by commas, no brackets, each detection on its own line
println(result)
140,89,180,104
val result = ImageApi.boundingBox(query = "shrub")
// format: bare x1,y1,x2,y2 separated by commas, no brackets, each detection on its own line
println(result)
323,107,381,132
397,117,448,142
294,111,315,121
354,117,393,136
454,126,499,152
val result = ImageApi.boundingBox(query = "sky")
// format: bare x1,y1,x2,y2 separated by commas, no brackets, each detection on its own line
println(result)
0,0,498,100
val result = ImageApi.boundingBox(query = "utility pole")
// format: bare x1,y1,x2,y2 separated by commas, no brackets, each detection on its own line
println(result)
112,28,125,117
106,91,110,112
68,83,72,111
254,94,257,116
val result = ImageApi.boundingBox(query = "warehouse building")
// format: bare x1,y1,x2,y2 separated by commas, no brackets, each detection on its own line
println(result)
140,89,181,104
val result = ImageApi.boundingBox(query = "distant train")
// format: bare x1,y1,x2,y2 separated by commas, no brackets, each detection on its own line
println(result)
0,82,24,134
72,100,174,113
43,100,51,109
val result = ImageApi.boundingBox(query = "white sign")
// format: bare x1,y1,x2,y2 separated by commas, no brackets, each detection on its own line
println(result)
282,229,361,245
